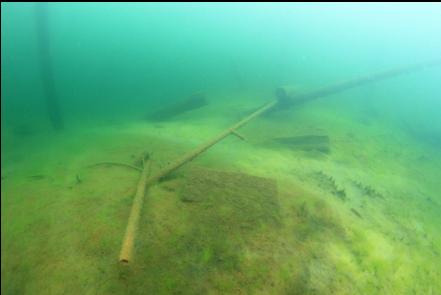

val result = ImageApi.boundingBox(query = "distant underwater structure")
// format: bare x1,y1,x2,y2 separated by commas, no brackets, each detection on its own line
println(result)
35,3,63,130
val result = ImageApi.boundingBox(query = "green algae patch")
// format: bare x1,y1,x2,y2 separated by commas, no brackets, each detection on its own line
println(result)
2,95,441,294
107,167,281,294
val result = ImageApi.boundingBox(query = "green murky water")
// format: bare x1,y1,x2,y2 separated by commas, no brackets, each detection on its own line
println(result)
2,3,441,294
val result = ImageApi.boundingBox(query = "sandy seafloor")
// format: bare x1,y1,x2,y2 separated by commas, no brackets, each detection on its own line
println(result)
2,90,441,295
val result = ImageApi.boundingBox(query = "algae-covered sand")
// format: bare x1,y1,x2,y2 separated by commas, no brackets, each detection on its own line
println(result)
2,3,441,295
2,92,441,294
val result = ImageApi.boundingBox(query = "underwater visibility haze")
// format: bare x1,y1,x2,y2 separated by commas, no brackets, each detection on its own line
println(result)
1,2,441,294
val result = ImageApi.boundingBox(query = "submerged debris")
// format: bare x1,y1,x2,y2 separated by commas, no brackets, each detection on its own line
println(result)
179,167,280,226
132,151,151,168
350,208,363,219
146,92,207,121
28,174,45,181
75,174,82,184
12,124,36,137
272,135,330,154
132,167,282,293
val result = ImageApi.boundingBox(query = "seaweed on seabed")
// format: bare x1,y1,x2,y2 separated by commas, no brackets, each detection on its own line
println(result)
312,171,346,201
285,198,347,294
179,167,281,227
135,167,282,293
352,181,384,199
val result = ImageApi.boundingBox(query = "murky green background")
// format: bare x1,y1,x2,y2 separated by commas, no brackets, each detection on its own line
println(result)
2,3,440,294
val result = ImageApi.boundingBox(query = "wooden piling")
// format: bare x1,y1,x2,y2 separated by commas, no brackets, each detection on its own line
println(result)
35,3,63,130
276,59,441,108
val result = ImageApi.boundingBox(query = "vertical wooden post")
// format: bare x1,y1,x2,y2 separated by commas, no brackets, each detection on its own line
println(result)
35,3,63,130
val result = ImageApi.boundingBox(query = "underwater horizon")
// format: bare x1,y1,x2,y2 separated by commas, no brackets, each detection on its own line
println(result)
1,2,441,294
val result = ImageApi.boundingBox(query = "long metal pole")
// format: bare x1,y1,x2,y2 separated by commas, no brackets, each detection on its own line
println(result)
119,99,276,263
118,60,440,264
